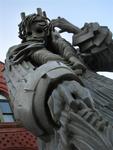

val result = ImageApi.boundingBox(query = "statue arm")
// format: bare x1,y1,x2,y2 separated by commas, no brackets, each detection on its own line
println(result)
50,18,113,72
51,31,76,59
50,31,86,72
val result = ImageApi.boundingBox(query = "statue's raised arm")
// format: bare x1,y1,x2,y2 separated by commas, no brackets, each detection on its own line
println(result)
50,17,113,72
4,8,113,150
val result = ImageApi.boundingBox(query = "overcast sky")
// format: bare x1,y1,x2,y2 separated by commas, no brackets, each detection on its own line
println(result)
0,0,113,78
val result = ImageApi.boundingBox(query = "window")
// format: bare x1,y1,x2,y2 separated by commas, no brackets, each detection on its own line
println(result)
0,101,12,113
0,94,14,122
3,115,14,122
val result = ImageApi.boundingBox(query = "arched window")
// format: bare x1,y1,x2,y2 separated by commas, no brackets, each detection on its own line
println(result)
0,94,14,122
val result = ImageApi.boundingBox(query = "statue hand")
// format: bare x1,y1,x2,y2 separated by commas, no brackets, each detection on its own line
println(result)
69,56,86,73
50,17,81,33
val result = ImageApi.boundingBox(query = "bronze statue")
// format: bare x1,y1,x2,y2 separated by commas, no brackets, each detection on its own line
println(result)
4,8,113,150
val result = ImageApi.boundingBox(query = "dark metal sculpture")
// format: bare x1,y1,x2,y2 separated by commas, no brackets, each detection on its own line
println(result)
4,8,113,150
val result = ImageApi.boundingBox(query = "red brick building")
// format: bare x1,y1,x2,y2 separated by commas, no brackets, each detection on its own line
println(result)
0,61,38,150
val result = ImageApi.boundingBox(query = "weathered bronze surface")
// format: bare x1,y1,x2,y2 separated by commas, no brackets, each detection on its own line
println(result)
4,8,113,150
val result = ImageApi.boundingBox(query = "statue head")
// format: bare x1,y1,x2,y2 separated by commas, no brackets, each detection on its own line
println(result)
18,8,51,43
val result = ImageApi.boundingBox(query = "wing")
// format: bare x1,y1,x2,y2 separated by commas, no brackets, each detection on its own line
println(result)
47,80,113,150
81,70,113,124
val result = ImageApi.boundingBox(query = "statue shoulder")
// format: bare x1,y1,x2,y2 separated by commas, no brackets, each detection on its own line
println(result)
6,42,30,58
7,45,18,55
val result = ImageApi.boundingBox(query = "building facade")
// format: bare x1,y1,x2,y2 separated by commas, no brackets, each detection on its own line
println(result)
0,61,38,150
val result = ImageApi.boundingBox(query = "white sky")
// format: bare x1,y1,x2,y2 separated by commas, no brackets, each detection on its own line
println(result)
0,0,113,79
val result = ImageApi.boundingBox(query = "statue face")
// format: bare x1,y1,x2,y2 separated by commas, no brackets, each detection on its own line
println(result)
27,16,49,42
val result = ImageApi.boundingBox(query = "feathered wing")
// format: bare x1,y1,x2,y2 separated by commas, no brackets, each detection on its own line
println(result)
46,80,113,150
81,70,113,124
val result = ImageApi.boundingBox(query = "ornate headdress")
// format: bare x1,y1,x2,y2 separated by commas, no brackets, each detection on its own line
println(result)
18,8,50,42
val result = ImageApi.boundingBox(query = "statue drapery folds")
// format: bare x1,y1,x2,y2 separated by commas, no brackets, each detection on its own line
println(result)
4,8,113,150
